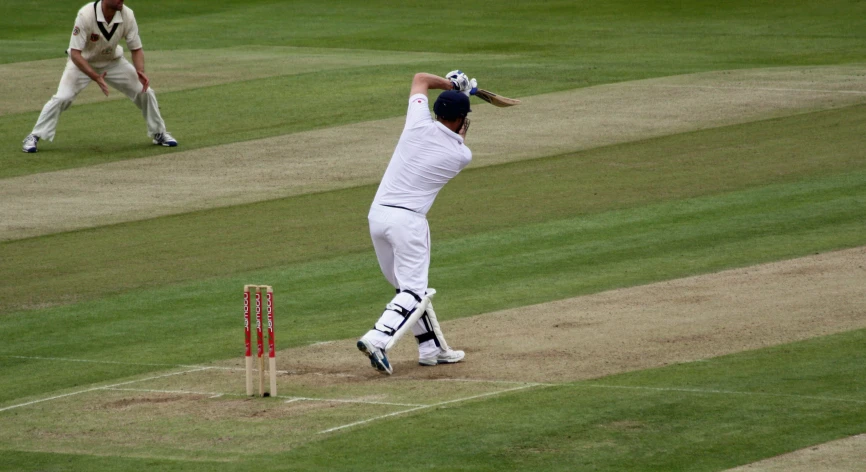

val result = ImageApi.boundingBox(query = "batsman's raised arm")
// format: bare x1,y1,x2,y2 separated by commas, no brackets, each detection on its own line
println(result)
410,71,478,98
410,73,453,97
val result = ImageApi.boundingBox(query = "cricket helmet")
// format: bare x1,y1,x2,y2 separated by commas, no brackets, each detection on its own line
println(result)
433,90,471,120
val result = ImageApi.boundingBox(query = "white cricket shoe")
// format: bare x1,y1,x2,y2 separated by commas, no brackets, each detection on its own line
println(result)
22,134,39,153
153,131,178,147
357,338,392,375
419,349,465,366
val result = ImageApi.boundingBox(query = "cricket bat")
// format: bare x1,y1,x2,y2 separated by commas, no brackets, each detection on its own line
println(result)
475,89,521,107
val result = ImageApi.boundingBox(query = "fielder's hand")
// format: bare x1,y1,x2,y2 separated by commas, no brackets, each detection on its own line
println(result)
95,72,109,96
446,70,478,96
137,70,150,93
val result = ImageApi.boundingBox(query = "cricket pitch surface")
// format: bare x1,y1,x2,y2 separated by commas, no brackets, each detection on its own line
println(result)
1,247,864,463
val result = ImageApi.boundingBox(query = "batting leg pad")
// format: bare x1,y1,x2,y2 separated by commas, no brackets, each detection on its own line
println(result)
413,312,440,346
413,312,442,359
372,291,421,336
384,290,435,352
423,301,452,352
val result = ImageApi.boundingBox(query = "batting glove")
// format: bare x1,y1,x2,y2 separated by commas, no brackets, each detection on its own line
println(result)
464,78,478,97
446,70,472,93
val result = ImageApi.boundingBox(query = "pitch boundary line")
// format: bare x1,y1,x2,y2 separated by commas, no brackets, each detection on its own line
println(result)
286,397,426,407
638,83,866,95
0,367,209,413
318,383,547,434
426,377,551,386
584,383,866,405
317,380,866,435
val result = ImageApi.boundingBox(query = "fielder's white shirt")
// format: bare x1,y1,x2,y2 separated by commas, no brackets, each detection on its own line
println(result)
372,94,472,216
68,1,142,67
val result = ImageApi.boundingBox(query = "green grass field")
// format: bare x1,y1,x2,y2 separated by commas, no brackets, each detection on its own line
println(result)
1,0,865,470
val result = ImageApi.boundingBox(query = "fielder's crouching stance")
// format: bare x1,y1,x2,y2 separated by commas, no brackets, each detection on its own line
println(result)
358,70,478,375
22,0,176,153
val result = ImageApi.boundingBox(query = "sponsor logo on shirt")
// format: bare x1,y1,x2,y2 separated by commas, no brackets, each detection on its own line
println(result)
73,26,80,36
90,33,100,42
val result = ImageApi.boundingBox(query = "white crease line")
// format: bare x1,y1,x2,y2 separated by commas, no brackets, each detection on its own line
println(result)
585,384,866,405
105,387,246,398
319,383,545,434
2,355,237,371
638,83,866,95
0,367,209,413
286,397,425,407
423,377,551,386
2,355,354,377
104,390,423,406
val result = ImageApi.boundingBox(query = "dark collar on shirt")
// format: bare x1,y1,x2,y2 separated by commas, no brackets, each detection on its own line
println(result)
93,1,121,41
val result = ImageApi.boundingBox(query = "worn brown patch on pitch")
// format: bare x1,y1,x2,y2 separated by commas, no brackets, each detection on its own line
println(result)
100,395,188,409
273,246,866,384
2,64,865,241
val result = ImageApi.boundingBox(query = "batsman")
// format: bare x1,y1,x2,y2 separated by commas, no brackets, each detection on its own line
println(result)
357,70,478,375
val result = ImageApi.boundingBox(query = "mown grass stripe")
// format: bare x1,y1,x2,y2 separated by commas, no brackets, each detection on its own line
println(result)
2,103,864,315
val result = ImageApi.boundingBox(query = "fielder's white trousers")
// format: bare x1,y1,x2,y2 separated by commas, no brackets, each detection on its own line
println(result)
365,204,439,357
31,57,167,142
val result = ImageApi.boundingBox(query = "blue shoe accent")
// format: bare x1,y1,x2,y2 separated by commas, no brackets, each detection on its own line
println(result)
153,131,178,147
357,339,392,375
22,134,39,153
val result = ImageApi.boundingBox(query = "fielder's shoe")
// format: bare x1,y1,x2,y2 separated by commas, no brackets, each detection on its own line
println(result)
419,349,465,366
357,338,392,375
22,134,39,153
153,131,178,147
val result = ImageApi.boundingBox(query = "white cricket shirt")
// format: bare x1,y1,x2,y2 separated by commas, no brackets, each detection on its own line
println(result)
372,94,473,216
67,1,142,68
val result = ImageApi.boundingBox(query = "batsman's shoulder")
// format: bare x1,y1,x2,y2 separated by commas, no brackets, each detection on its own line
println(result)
408,93,428,104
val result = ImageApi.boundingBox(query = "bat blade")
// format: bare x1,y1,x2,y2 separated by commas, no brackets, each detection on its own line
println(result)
475,89,521,107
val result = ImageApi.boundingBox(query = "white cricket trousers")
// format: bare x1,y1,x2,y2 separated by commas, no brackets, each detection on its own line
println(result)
365,204,439,357
368,204,430,295
31,57,167,141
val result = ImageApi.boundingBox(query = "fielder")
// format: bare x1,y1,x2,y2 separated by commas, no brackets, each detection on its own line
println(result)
357,70,478,375
22,0,176,153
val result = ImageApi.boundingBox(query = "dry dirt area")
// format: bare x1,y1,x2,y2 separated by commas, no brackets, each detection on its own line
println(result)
2,64,865,241
280,247,866,384
726,434,866,471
